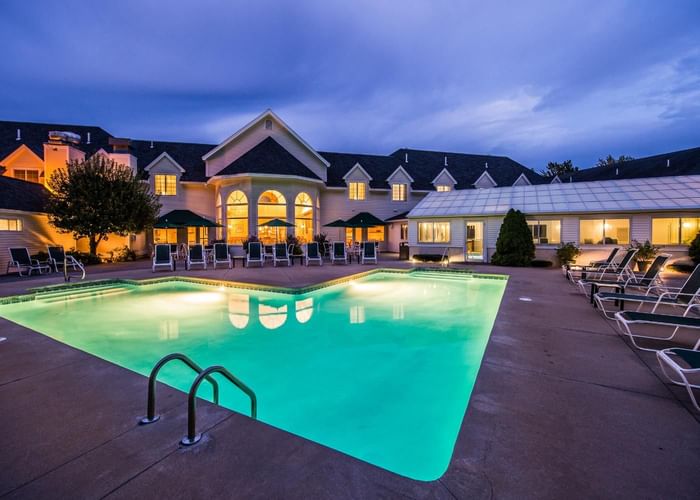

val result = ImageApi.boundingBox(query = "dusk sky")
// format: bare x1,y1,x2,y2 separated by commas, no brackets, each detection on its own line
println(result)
1,0,699,171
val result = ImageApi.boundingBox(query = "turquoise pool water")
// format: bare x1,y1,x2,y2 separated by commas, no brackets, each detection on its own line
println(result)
0,271,506,481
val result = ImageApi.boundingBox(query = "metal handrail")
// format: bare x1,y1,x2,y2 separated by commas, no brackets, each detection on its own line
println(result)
139,353,219,425
181,365,257,446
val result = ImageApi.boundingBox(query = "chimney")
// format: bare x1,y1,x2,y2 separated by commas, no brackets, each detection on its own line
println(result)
150,140,154,149
444,155,448,166
485,161,488,169
108,137,137,175
16,128,21,141
404,152,408,163
86,132,91,144
44,131,85,188
667,159,670,167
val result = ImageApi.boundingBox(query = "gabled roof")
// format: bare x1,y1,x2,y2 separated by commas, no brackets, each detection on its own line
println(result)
474,170,498,188
0,175,48,212
143,152,186,173
131,139,213,182
512,173,532,186
342,162,374,181
386,165,414,183
431,168,458,185
0,120,112,161
320,151,399,189
212,137,321,180
570,146,700,183
202,109,330,167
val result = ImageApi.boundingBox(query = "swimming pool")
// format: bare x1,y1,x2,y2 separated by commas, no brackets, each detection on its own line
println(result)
0,270,506,481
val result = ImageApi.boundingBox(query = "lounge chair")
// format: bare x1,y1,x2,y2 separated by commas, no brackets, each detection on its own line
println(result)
576,248,638,299
187,244,207,270
47,245,84,274
152,244,174,272
330,241,347,265
304,242,322,266
213,242,231,269
564,247,620,279
595,264,700,318
246,241,264,267
614,304,700,351
592,254,671,318
6,247,50,276
273,243,290,267
361,241,378,265
657,348,700,412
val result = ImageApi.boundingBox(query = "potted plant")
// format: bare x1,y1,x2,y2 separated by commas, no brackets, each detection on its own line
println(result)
242,235,260,253
314,233,329,255
555,242,581,266
629,239,659,272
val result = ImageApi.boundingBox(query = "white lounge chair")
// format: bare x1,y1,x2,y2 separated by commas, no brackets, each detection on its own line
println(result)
213,242,231,269
304,242,322,266
657,348,700,412
330,241,347,265
614,304,700,352
152,244,174,272
187,244,207,270
273,243,290,267
576,248,638,299
47,245,84,274
246,241,264,267
6,247,50,276
361,241,378,264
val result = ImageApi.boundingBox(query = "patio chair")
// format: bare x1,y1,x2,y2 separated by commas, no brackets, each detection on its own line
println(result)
47,245,84,274
330,241,347,265
6,247,50,276
213,242,232,269
614,304,700,351
592,254,671,318
273,243,290,267
656,348,700,412
187,244,207,270
595,263,700,318
576,248,638,298
564,247,620,279
361,241,378,265
229,245,247,268
304,242,322,266
152,244,174,272
246,241,264,267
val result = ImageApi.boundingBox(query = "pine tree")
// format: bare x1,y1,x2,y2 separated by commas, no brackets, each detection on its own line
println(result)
491,209,535,266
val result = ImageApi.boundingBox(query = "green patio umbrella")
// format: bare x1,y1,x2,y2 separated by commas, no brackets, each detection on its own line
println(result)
154,209,221,228
344,212,385,228
259,218,295,243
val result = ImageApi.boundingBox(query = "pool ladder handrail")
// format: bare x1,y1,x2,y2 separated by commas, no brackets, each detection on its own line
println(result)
139,353,220,425
181,365,257,446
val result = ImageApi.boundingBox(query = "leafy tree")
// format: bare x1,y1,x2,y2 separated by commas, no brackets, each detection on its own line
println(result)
541,160,578,178
46,155,160,255
689,233,700,265
491,209,535,266
596,154,634,168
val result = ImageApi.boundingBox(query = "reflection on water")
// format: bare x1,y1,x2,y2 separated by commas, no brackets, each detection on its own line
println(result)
350,305,365,324
295,297,313,324
259,303,288,330
228,294,250,329
392,303,405,320
159,319,179,340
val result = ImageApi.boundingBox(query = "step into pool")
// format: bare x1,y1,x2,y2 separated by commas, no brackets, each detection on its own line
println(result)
0,270,506,481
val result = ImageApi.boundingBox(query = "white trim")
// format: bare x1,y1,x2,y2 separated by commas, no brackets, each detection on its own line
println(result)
144,152,185,173
550,175,562,184
0,144,43,165
512,173,532,186
431,167,457,185
473,170,497,188
386,165,415,183
342,162,373,182
180,180,208,185
207,173,325,185
201,109,330,167
92,148,109,157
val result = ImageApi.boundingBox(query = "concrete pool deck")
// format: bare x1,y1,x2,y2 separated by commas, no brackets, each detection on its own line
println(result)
0,260,699,499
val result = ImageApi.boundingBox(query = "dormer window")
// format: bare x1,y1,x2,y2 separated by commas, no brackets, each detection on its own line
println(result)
436,185,451,192
392,183,407,201
348,182,366,200
154,174,177,196
264,119,273,130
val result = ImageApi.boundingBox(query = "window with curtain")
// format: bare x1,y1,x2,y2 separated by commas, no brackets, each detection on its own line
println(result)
418,222,450,243
436,185,451,192
348,182,366,200
258,190,286,244
153,228,177,243
391,183,407,201
652,217,700,245
13,169,40,183
154,174,177,195
579,219,629,245
226,190,249,244
294,192,314,243
367,226,385,241
527,220,561,245
0,218,22,231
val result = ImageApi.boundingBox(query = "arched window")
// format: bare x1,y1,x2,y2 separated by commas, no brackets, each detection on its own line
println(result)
294,192,313,243
215,194,223,240
258,190,286,244
226,190,248,244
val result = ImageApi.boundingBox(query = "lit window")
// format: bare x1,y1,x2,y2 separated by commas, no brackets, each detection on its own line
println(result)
227,190,249,244
436,185,451,192
154,174,177,196
348,182,366,200
579,219,629,245
258,190,286,244
13,169,40,183
418,221,450,243
367,225,385,241
392,183,407,201
400,223,408,240
153,228,177,243
527,220,561,245
294,192,314,243
0,218,23,231
652,217,700,245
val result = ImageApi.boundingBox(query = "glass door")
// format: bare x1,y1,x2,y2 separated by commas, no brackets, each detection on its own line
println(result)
465,221,484,262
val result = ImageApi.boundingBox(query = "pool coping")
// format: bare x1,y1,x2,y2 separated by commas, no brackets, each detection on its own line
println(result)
0,266,508,305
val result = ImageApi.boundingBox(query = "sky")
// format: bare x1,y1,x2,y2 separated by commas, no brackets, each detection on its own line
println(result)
1,0,699,171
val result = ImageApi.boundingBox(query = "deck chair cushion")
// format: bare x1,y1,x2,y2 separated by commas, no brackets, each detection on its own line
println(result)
618,311,700,328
